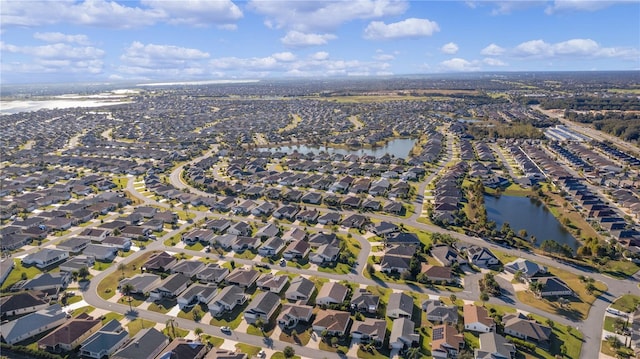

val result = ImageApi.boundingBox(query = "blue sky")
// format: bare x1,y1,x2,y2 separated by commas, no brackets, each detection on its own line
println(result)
1,0,639,84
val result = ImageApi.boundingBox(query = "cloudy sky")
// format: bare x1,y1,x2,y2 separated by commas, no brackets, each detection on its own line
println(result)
1,0,639,84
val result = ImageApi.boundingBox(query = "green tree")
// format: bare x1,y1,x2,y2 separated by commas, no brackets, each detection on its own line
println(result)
194,327,203,339
78,266,90,280
283,346,295,359
479,292,489,307
121,283,135,311
529,281,543,297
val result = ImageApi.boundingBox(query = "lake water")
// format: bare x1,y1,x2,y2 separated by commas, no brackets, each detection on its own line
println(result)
484,195,579,251
261,138,417,159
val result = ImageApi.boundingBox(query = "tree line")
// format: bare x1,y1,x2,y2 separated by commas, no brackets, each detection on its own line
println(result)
564,110,640,142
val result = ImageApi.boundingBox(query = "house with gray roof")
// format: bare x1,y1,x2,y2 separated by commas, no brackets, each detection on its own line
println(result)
83,243,118,262
504,259,547,281
352,318,387,346
21,248,69,269
316,281,348,306
118,273,161,295
112,328,169,359
0,304,66,345
157,338,207,359
38,313,102,353
535,276,574,297
195,263,229,284
149,273,190,301
0,259,15,287
80,319,129,359
177,284,217,310
244,291,281,325
475,332,516,359
15,272,71,292
285,276,316,304
225,268,260,289
208,285,247,316
56,237,90,254
387,292,414,319
389,317,419,349
256,274,288,294
258,236,285,257
502,312,551,345
421,299,459,324
350,289,380,314
171,260,205,278
277,304,313,329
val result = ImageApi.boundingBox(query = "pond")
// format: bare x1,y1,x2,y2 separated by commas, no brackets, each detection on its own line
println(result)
260,138,417,159
484,194,579,251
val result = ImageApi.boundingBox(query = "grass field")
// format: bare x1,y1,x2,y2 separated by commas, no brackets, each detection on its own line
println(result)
610,294,640,313
97,250,156,300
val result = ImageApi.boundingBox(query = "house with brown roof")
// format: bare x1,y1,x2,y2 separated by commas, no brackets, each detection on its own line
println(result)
282,239,310,260
142,251,177,272
502,313,551,345
421,264,454,283
38,313,102,353
312,309,352,336
431,324,465,359
256,274,288,294
463,304,495,333
277,304,313,329
351,318,387,347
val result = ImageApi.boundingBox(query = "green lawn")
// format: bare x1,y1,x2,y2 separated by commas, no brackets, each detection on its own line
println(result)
201,335,224,347
1,259,45,291
209,302,248,329
101,312,124,323
127,319,157,337
148,299,175,314
600,260,640,279
235,343,261,356
163,326,189,339
610,294,640,313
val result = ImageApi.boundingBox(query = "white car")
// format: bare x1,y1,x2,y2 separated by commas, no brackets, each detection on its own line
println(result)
258,350,266,358
221,326,231,333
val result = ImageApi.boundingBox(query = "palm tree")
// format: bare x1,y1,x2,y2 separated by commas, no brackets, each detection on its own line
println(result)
117,263,126,279
166,318,177,339
479,292,489,307
194,327,203,340
529,281,544,297
121,283,135,311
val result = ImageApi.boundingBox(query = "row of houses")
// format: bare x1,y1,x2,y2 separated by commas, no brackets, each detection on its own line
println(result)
431,162,468,224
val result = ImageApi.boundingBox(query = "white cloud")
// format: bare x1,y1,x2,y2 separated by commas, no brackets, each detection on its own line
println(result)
33,32,91,45
481,43,506,56
373,53,395,61
439,58,481,72
545,0,633,14
311,51,330,60
483,57,508,66
140,0,242,26
0,41,105,75
511,38,638,59
441,42,459,54
1,0,242,29
281,31,337,47
364,18,440,40
118,42,210,77
249,0,408,32
272,52,296,62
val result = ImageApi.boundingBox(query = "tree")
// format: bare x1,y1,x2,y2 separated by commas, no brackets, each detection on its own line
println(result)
194,327,203,339
406,347,422,359
283,346,295,359
529,281,543,297
449,294,457,305
78,266,90,280
330,336,338,347
121,283,135,311
117,263,126,279
479,292,489,307
166,318,177,339
255,318,265,333
606,335,621,349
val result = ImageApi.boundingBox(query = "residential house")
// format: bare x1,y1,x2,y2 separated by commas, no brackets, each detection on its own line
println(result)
386,232,420,246
534,277,574,297
79,320,129,359
282,227,307,243
0,304,66,345
118,274,161,295
341,214,369,229
149,273,190,301
0,259,14,287
389,318,419,350
380,255,411,274
16,272,71,292
296,209,319,223
317,212,341,225
421,300,459,325
155,338,207,359
285,277,316,304
463,305,495,333
231,236,261,252
387,292,414,319
204,349,247,359
38,313,102,353
101,236,132,252
502,313,551,345
206,219,232,234
225,268,260,289
431,324,465,359
256,274,288,294
171,260,205,278
310,242,341,264
255,223,280,239
142,251,177,272
475,332,516,359
251,202,276,217
195,264,229,284
21,248,69,269
83,244,118,262
112,328,169,359
227,222,252,237
316,282,349,306
56,237,90,254
312,309,351,336
431,245,465,267
177,284,217,310
182,229,215,245
465,246,499,268
369,221,399,237
351,318,387,347
258,237,285,257
208,285,247,316
350,289,380,314
421,264,454,283
282,239,310,260
277,304,313,329
504,259,547,281
244,291,281,325
1,291,49,317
